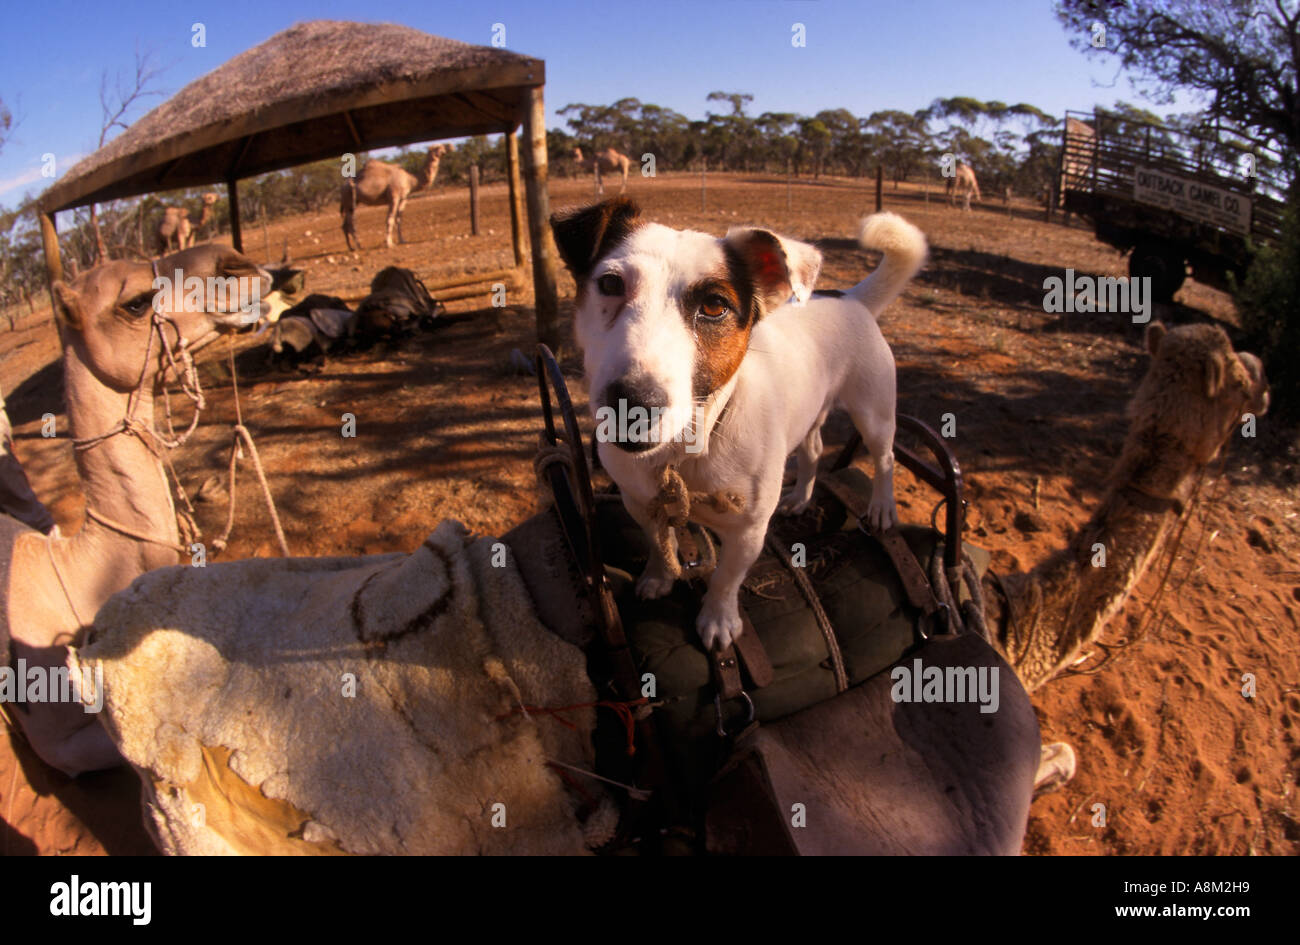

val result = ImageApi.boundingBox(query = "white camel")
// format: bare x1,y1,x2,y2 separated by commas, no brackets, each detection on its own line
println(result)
573,147,632,195
157,193,219,254
946,162,981,211
340,144,450,251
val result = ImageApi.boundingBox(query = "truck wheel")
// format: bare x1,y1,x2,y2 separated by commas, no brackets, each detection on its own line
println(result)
1129,243,1186,303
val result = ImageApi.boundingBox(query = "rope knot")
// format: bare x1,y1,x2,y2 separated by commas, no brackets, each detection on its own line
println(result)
645,464,746,580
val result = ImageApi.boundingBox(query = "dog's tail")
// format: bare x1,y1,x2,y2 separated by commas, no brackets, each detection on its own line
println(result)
843,212,927,317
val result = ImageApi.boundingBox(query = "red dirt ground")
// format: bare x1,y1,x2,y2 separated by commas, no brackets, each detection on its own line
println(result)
2,172,1297,856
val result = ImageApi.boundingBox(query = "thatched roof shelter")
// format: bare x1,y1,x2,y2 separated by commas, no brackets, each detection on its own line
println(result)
36,20,560,344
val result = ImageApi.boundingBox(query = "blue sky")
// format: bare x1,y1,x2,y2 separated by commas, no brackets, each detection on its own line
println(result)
0,0,1185,206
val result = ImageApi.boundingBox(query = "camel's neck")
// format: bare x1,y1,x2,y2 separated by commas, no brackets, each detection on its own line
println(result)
56,343,181,619
990,431,1198,691
417,159,440,191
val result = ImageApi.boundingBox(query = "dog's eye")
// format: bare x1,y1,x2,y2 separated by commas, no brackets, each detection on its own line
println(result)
596,273,625,297
698,295,730,320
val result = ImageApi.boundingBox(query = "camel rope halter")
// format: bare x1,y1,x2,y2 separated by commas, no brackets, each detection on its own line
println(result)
69,259,202,555
65,258,291,560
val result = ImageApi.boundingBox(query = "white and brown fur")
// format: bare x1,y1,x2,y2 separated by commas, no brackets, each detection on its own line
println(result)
552,198,928,650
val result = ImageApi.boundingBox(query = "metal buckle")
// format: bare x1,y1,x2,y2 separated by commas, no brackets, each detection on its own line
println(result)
714,690,755,737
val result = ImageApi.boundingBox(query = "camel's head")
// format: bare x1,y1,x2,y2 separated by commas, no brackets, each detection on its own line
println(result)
52,244,294,392
201,192,219,207
1130,322,1270,464
418,144,451,185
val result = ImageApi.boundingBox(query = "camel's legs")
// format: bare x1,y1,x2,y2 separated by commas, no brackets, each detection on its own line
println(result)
385,198,400,248
619,164,629,195
395,196,409,245
594,164,604,196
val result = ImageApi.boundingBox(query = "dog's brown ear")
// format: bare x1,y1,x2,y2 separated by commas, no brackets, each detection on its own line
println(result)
551,198,641,279
725,228,823,312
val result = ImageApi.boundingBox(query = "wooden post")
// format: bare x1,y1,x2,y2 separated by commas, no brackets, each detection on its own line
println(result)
521,85,559,349
875,165,884,213
786,159,792,212
469,165,481,236
39,211,63,304
506,129,526,268
226,179,243,253
701,158,707,211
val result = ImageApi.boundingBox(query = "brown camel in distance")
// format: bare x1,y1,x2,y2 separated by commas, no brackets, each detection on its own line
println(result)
156,193,219,254
0,244,293,776
71,313,1269,854
573,146,632,195
340,144,450,251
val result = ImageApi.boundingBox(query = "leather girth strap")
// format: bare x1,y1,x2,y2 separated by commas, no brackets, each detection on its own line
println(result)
674,525,776,700
710,611,774,700
817,470,951,637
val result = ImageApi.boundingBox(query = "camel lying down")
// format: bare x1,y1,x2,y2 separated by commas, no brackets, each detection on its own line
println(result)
76,520,603,855
77,512,1040,856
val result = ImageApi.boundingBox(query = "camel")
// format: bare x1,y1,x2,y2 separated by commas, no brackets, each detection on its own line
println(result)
945,161,981,211
157,193,219,254
573,147,632,195
982,321,1269,691
340,144,450,251
0,244,293,776
69,320,1268,854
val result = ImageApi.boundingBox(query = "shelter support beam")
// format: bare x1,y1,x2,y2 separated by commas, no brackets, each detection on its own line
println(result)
227,179,243,253
506,129,526,268
521,85,558,349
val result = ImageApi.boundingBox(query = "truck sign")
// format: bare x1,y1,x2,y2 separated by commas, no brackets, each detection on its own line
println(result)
1133,167,1253,236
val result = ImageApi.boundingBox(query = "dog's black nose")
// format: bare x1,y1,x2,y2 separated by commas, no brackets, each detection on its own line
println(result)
600,375,669,453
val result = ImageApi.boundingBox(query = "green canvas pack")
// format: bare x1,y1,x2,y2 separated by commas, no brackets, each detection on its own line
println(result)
592,466,990,792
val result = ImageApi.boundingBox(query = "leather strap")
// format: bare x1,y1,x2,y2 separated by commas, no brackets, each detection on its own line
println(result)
707,610,776,700
677,524,775,692
818,470,951,637
765,532,849,692
734,610,773,688
710,647,745,700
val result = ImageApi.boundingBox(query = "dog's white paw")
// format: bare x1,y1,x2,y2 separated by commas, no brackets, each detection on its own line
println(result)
777,489,813,515
867,498,898,533
696,598,744,651
636,569,676,599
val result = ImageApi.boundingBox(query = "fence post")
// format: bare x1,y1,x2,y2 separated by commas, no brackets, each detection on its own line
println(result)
875,165,883,213
469,166,481,237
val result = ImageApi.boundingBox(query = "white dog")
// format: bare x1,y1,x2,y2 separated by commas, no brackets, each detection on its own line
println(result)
552,199,928,651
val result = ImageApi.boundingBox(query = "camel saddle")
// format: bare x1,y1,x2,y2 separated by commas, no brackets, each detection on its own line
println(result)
525,346,1040,855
